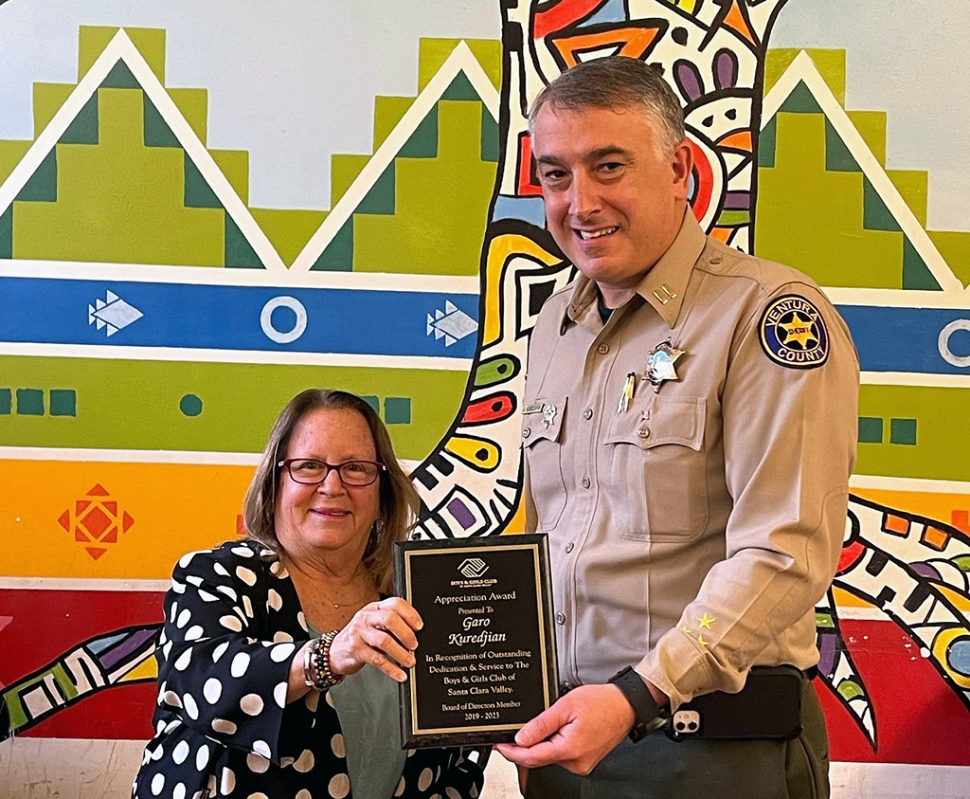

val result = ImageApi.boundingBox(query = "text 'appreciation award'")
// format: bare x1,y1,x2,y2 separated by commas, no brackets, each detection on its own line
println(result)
393,534,558,747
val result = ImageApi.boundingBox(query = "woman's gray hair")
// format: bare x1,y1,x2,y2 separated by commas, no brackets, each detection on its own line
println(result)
528,56,685,157
243,388,420,594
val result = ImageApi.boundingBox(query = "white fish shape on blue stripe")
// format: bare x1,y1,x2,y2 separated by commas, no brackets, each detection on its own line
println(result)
88,290,143,336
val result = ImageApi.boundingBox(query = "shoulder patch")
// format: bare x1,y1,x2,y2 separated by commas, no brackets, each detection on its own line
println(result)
758,294,829,369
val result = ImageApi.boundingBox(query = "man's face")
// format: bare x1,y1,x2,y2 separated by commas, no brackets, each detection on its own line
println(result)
532,104,692,302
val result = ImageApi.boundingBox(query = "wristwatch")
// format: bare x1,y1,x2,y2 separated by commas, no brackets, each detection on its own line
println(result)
608,666,670,742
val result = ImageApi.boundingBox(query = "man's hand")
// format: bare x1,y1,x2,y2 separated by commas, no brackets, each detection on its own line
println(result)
495,683,636,776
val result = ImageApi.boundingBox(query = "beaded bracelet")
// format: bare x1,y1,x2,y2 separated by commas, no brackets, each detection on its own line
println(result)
302,630,344,691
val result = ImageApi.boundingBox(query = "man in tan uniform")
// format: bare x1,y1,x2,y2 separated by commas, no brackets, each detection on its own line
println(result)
496,57,859,797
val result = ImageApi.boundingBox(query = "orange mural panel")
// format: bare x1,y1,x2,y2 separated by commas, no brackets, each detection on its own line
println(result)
0,459,254,579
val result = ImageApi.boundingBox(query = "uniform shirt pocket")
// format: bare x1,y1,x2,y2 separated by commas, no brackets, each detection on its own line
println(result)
604,396,709,542
522,397,568,530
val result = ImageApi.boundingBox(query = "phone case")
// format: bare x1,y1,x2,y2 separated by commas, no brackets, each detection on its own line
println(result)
668,666,804,740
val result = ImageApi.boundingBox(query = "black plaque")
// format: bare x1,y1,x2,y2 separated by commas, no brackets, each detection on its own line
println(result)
393,534,558,748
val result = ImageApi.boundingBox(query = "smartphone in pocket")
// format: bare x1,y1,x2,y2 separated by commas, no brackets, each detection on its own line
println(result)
666,666,804,741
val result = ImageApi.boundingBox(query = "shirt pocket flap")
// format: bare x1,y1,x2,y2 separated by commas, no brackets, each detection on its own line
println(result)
521,397,567,447
605,397,706,451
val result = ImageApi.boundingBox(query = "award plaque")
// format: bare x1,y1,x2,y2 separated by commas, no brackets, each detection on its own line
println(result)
393,534,558,748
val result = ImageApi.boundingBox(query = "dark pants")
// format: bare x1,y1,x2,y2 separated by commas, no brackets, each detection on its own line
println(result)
526,678,829,799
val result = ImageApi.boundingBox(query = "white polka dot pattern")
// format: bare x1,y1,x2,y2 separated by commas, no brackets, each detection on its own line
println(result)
217,584,238,601
293,749,315,773
230,651,251,677
328,773,350,798
240,693,264,716
134,543,483,799
418,767,434,791
221,768,236,794
173,649,192,672
270,642,296,663
220,614,244,632
236,566,257,586
171,741,189,765
212,641,230,663
203,678,222,704
247,753,270,774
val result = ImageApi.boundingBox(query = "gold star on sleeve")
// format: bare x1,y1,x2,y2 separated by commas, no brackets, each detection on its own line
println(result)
698,613,715,630
696,635,709,647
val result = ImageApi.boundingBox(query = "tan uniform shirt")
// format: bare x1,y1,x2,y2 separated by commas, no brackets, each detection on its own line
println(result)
521,212,859,710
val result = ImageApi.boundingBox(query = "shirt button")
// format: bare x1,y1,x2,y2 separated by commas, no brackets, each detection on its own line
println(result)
555,612,566,625
565,543,574,553
522,428,531,439
637,425,650,439
597,343,610,355
710,255,723,265
581,477,591,489
583,408,593,420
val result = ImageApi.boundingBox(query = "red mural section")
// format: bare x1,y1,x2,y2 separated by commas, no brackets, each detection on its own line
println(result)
819,618,970,765
0,589,162,740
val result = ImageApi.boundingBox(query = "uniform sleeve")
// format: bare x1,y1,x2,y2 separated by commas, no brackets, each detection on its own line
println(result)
154,545,313,763
638,283,859,709
396,746,486,797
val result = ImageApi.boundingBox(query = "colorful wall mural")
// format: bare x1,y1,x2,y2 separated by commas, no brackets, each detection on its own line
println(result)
1,1,969,796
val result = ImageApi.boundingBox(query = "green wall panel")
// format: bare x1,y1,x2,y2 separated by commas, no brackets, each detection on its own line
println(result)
857,385,970,480
11,89,225,265
0,356,467,460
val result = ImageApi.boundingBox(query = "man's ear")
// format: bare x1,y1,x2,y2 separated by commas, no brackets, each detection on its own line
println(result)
670,139,694,199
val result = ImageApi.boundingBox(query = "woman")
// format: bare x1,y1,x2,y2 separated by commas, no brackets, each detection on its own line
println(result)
132,389,485,799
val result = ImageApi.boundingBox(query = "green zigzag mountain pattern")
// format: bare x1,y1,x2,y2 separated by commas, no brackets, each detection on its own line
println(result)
314,74,499,275
0,26,501,273
756,48,970,290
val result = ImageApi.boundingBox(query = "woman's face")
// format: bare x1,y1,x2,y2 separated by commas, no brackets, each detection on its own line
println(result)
274,407,382,566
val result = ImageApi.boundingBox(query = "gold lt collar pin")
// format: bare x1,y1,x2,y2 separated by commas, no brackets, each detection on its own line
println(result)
643,340,685,393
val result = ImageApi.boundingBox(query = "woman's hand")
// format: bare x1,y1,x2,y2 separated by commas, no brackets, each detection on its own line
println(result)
328,597,423,682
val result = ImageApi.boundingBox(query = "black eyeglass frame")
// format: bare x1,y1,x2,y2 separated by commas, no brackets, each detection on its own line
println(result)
277,458,386,487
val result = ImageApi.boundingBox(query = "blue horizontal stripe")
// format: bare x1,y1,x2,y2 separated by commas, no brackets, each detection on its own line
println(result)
1,277,480,358
837,304,970,375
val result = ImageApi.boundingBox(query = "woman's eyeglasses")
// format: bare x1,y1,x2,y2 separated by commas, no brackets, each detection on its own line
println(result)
277,458,385,487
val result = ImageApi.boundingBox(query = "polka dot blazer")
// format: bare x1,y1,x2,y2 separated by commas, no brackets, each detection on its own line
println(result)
131,541,484,799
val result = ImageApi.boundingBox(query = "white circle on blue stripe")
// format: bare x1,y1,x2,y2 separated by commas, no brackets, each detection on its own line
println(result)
261,296,308,344
759,294,829,369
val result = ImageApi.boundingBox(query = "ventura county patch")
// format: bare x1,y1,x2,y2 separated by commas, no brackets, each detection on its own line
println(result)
759,294,829,369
